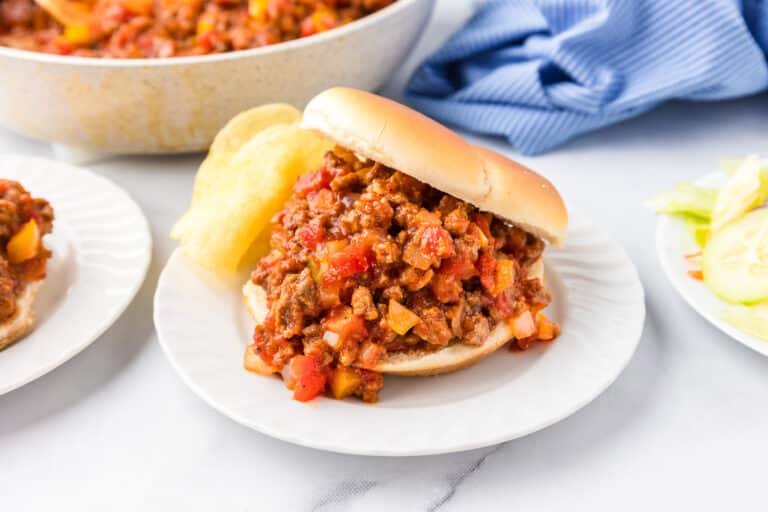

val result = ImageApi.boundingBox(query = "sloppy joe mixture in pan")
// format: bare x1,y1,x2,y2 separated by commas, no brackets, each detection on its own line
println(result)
247,147,559,402
0,0,396,57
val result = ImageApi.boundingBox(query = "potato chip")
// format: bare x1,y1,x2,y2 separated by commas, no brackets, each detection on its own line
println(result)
190,103,302,206
172,112,332,272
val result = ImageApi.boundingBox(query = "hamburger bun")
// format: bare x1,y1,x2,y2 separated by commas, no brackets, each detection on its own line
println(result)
301,87,568,246
242,260,545,377
0,281,41,351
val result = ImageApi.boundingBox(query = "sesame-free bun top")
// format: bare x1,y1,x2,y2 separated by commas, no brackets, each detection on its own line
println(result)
301,87,568,245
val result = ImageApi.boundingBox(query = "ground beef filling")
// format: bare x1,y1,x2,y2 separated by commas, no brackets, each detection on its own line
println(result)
0,0,395,57
0,180,53,323
248,147,557,402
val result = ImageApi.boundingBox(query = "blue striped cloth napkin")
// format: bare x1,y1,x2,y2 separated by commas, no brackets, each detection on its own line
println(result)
406,0,768,155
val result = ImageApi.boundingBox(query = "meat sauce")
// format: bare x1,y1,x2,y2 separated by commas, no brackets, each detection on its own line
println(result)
248,147,559,402
0,0,395,57
0,180,53,324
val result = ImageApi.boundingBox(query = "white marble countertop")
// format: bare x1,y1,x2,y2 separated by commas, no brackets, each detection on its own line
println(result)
2,1,768,510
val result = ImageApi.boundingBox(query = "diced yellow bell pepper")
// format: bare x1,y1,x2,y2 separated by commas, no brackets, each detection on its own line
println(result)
493,259,517,296
535,312,559,341
248,0,269,19
330,367,360,399
7,220,40,264
63,24,92,46
196,18,214,36
387,299,421,335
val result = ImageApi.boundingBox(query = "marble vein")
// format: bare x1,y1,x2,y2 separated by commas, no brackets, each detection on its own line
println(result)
426,444,503,512
310,480,378,511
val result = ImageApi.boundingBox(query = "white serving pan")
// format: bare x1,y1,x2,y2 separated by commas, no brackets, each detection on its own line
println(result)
0,0,434,154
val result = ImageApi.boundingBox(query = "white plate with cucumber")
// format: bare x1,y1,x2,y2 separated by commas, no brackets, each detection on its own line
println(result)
653,156,768,356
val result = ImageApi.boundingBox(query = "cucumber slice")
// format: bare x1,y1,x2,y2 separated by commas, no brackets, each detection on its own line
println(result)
703,208,768,304
711,155,768,232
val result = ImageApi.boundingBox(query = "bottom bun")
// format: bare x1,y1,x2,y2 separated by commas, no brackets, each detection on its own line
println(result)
242,259,545,377
0,281,41,351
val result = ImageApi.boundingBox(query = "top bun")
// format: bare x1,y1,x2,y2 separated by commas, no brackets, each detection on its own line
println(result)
301,87,568,245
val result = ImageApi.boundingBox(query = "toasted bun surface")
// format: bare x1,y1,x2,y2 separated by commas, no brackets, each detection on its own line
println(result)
242,260,544,377
301,87,568,245
0,282,41,351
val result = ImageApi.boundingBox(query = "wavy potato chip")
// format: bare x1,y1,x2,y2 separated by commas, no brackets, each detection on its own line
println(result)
191,103,302,206
172,106,332,272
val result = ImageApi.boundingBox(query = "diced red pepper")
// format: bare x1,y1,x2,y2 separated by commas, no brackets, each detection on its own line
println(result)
297,222,324,250
288,355,327,402
476,251,496,293
295,167,332,197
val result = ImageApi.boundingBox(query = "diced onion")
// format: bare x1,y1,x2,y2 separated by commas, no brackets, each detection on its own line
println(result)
323,330,341,349
281,363,296,390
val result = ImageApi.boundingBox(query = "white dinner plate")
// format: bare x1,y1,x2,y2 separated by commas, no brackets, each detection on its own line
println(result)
155,213,644,456
0,155,151,394
656,172,768,357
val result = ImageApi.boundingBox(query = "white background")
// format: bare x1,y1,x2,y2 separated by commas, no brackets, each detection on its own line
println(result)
2,1,768,510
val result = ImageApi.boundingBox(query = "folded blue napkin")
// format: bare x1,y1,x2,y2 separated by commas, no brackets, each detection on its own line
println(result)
406,0,768,155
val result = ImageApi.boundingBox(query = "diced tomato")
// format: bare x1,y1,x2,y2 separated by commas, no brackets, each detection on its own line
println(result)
121,0,153,16
325,243,372,283
495,288,516,318
307,188,336,214
295,167,332,196
288,355,327,402
476,251,496,293
297,222,324,250
432,255,477,303
322,306,369,345
103,3,131,22
51,40,73,55
299,6,338,37
420,225,455,260
442,254,476,279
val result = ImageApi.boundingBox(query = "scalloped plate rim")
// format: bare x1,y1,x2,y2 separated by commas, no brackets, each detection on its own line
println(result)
0,154,152,394
655,172,768,357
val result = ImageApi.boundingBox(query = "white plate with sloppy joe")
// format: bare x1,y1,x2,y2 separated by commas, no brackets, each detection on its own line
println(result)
155,212,644,456
0,155,151,394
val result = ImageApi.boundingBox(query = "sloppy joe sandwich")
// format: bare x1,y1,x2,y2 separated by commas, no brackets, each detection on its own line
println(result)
243,88,568,402
0,180,54,350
